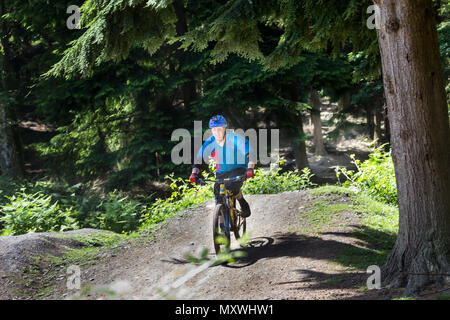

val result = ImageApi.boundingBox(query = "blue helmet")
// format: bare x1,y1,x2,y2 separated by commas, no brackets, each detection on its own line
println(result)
209,115,227,128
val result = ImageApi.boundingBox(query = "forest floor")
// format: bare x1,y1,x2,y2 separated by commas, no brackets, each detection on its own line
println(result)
10,176,450,300
0,188,399,300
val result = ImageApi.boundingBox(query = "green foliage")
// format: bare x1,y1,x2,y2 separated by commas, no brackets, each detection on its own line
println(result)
0,190,78,235
180,0,376,70
140,173,214,228
194,52,353,134
349,80,384,108
44,0,177,78
438,1,450,106
242,161,316,194
32,61,191,189
98,192,146,234
0,178,151,235
336,146,397,205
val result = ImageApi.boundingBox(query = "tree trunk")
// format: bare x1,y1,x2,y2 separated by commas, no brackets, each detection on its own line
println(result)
0,0,23,178
338,91,352,112
374,103,383,146
310,89,327,156
294,113,310,171
365,105,375,141
0,103,22,178
383,103,391,147
376,0,450,295
173,0,197,111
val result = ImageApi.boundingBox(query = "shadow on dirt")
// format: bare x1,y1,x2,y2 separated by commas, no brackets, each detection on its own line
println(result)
160,224,397,299
159,227,400,299
279,268,395,300
231,224,396,267
223,226,396,297
162,225,396,270
320,225,396,269
228,232,347,267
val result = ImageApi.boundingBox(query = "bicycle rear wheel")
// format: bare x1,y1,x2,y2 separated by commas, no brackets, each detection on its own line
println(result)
212,204,230,255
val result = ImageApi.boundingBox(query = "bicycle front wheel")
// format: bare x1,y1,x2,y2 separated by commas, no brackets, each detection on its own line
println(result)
212,204,230,255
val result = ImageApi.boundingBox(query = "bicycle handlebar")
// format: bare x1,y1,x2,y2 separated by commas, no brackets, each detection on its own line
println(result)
197,175,246,185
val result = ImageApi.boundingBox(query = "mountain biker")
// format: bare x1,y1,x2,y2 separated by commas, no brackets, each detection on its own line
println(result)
189,115,255,218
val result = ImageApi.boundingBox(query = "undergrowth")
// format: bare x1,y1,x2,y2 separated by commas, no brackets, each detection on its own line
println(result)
335,145,397,206
1,159,315,236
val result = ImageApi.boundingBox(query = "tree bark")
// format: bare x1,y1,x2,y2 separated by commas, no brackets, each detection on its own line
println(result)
173,0,197,111
383,103,391,147
0,103,22,178
0,0,23,178
376,0,450,295
374,103,383,145
338,91,352,112
365,105,375,140
294,113,310,171
309,89,327,156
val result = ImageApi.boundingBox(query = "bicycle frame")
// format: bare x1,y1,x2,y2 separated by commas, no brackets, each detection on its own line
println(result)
199,175,246,232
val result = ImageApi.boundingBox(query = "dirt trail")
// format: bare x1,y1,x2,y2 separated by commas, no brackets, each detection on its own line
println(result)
24,189,392,300
0,132,388,300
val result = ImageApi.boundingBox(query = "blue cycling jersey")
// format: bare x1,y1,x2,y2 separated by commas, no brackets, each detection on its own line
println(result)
195,131,252,174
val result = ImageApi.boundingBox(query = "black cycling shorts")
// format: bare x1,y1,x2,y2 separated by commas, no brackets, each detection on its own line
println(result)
213,167,246,203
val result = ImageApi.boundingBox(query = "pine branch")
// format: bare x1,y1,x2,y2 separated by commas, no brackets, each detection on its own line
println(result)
43,0,176,79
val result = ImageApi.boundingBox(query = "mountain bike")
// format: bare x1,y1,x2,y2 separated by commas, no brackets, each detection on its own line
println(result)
198,175,247,256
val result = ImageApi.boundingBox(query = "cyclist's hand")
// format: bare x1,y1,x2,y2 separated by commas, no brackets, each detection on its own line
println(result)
246,168,254,179
189,173,198,184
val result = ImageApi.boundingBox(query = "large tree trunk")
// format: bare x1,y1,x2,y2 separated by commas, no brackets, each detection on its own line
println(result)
309,89,327,156
376,0,450,295
173,0,197,111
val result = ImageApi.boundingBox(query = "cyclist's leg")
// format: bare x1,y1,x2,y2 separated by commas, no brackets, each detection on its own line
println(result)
216,168,250,217
237,195,251,218
226,168,251,218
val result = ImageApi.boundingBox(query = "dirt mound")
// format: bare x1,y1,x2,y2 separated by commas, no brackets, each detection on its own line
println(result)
0,229,109,275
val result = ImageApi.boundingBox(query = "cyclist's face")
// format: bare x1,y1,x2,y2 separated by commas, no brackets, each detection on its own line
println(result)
211,126,226,142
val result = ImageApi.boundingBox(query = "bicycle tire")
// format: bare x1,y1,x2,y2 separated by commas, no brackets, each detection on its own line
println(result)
212,204,230,255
